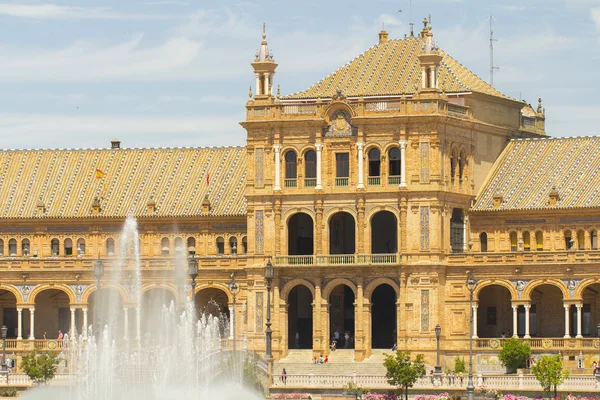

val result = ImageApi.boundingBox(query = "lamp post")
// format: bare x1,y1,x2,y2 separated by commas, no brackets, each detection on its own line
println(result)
1,325,6,372
435,324,442,375
188,256,198,305
264,259,275,387
466,271,478,400
596,323,600,376
228,272,240,353
93,256,104,337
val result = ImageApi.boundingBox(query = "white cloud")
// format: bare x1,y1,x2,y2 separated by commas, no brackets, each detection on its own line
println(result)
592,8,600,31
0,113,245,148
0,3,178,20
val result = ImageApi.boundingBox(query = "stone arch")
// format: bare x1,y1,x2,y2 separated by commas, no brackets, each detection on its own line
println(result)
322,278,357,300
326,209,357,255
280,279,315,302
80,284,131,304
574,278,600,300
364,143,383,154
365,205,399,223
523,279,569,300
364,278,400,300
282,208,316,225
324,207,357,223
299,145,316,158
323,101,356,121
194,283,233,304
0,284,24,304
28,284,76,305
474,280,517,301
140,283,178,298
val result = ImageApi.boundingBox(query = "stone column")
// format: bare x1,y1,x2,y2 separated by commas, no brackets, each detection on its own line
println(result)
315,143,323,190
29,308,35,340
16,308,22,340
255,73,261,96
313,278,323,357
356,142,365,189
229,306,234,339
264,73,270,96
512,305,518,338
83,308,88,339
273,145,281,191
123,307,129,340
429,67,435,89
70,308,76,337
524,304,531,338
399,140,407,187
421,66,427,88
472,304,478,339
463,215,468,252
576,303,583,338
564,304,571,338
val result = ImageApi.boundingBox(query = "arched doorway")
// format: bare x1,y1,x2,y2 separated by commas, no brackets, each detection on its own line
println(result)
477,285,512,338
329,212,355,254
371,284,397,348
371,211,398,254
287,286,313,349
141,288,176,335
0,290,18,338
195,288,230,336
581,283,600,337
34,289,71,339
288,213,314,255
88,288,124,339
329,285,355,349
530,284,564,337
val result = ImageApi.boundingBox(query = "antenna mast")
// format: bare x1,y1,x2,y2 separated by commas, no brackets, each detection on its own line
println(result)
409,0,414,36
488,11,499,86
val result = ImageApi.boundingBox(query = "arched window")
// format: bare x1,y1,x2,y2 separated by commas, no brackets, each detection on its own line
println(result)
187,237,196,255
106,238,115,256
577,230,585,250
216,237,225,255
510,232,518,252
388,147,401,184
459,149,467,182
368,148,381,177
450,209,465,253
0,239,4,256
21,239,30,256
523,232,531,251
77,238,85,256
161,238,170,256
174,237,184,254
304,150,316,182
564,230,573,250
64,238,73,256
242,236,248,254
285,150,297,182
480,232,488,252
450,148,458,183
536,231,544,251
229,237,238,254
8,239,16,257
591,230,598,251
51,238,59,256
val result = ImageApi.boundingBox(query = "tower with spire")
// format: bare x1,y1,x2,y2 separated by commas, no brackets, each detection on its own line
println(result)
251,24,278,101
418,16,442,91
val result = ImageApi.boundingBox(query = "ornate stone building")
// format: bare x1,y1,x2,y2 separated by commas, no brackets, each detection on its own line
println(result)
0,20,597,371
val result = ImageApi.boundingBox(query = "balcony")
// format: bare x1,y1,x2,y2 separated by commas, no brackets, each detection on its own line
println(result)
304,178,317,188
367,176,380,186
335,177,349,187
284,178,297,188
274,253,400,267
476,337,599,351
447,250,600,265
388,175,401,185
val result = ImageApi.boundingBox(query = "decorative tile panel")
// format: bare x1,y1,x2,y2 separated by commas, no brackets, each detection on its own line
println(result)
255,210,264,254
421,289,430,332
255,148,264,188
420,142,430,183
255,292,264,332
420,206,430,251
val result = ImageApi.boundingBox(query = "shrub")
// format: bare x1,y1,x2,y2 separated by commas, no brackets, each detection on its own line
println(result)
21,350,59,384
497,338,531,372
0,387,17,397
454,357,466,373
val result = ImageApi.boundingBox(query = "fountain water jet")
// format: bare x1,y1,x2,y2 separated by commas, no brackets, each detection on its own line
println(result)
22,216,259,400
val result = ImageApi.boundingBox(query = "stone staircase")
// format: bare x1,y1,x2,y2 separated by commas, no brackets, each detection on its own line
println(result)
274,350,388,376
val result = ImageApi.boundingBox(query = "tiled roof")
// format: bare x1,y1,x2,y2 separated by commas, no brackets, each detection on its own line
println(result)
284,37,510,100
473,137,600,211
0,147,246,218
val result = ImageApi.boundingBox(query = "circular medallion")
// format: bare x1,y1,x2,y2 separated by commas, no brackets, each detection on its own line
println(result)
542,339,552,349
48,340,57,350
490,339,500,349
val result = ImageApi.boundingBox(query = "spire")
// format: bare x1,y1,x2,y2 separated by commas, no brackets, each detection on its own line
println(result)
251,23,278,100
255,23,273,63
418,16,442,91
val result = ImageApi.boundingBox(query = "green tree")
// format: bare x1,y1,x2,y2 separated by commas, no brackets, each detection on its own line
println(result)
531,354,569,398
384,351,425,400
21,350,59,384
497,338,531,372
454,356,466,373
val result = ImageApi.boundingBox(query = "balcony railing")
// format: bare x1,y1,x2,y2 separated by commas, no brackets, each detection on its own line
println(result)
388,175,401,185
367,176,380,186
304,178,317,188
448,250,600,264
274,253,399,266
476,337,599,350
335,177,349,187
284,178,297,188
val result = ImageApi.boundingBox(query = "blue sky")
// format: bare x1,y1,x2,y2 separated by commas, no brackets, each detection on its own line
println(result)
0,0,597,149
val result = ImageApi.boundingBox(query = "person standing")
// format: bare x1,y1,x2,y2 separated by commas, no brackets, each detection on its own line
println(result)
57,330,63,340
281,368,287,384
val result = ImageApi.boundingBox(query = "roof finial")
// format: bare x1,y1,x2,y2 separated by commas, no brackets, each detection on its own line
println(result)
428,14,432,30
276,85,281,99
262,22,266,40
537,97,543,113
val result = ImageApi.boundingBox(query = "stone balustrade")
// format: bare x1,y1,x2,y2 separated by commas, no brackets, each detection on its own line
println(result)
448,250,600,265
274,254,399,267
476,337,599,351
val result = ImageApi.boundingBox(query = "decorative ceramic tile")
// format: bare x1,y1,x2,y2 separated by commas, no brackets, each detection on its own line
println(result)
420,206,430,251
421,289,430,332
420,142,430,183
255,148,264,187
255,210,264,254
255,292,264,332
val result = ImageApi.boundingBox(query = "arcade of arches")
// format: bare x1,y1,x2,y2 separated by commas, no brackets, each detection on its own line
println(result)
475,283,600,339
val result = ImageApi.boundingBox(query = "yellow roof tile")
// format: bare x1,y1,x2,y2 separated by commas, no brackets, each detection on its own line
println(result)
284,37,510,100
0,147,247,219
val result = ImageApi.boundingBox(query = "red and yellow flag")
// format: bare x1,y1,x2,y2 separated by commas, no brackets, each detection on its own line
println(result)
95,168,105,179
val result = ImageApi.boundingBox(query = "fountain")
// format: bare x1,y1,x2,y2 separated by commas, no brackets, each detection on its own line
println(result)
22,217,261,400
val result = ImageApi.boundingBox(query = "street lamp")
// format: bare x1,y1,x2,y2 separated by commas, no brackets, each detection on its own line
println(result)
264,259,275,387
596,323,600,376
188,255,198,304
93,256,104,337
465,271,478,400
228,272,240,352
435,324,442,375
1,325,7,372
